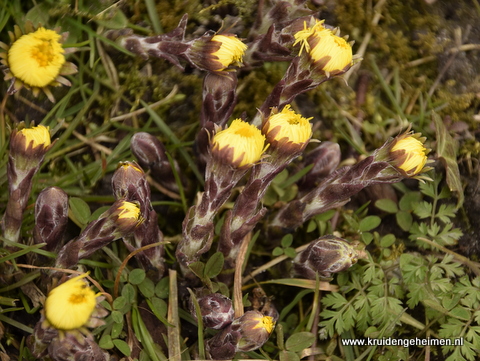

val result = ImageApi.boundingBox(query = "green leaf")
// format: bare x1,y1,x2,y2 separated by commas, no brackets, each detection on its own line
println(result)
359,216,381,232
111,319,124,337
204,252,224,278
399,192,421,211
380,234,396,248
433,111,464,208
284,247,297,259
281,234,293,248
113,339,132,356
272,247,284,257
155,277,169,299
95,9,128,29
413,201,433,219
113,296,126,310
189,262,205,279
375,199,398,213
361,232,374,245
99,334,114,349
285,332,316,352
138,278,155,298
122,284,136,303
279,350,300,361
129,269,146,285
111,310,124,323
396,211,413,231
69,197,91,228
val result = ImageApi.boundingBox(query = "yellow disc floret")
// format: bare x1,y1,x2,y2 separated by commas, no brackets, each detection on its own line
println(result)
45,274,97,330
391,136,428,175
211,35,247,71
264,105,313,145
8,27,65,88
118,201,141,220
213,119,266,167
19,125,51,148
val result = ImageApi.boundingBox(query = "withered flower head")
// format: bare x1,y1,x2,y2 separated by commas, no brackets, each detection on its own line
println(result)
0,22,77,102
212,119,266,167
263,104,312,152
44,274,98,331
293,235,359,279
293,19,353,75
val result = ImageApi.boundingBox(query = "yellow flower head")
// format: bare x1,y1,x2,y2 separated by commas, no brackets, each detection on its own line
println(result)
391,135,428,175
8,27,65,88
294,20,353,73
19,124,51,148
212,119,266,167
263,105,312,147
253,315,275,334
211,35,247,71
45,274,97,330
118,201,141,220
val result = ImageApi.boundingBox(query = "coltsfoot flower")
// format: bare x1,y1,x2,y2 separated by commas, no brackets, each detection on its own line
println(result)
262,104,313,153
212,119,266,167
207,310,275,359
210,35,247,71
0,22,77,102
391,135,428,176
44,274,98,331
293,19,353,75
190,293,235,329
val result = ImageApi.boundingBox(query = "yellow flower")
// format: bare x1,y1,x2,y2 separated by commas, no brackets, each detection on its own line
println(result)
252,315,275,334
293,20,353,74
391,135,428,175
263,105,312,147
0,22,77,102
44,274,98,330
19,124,51,148
8,28,65,88
212,119,266,167
118,201,141,220
211,35,247,71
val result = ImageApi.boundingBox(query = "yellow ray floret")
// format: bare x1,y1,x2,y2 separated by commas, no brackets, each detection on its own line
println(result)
19,125,51,148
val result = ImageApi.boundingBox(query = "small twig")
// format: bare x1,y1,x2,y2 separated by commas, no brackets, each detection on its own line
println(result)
242,243,310,284
233,232,252,318
110,85,179,122
113,241,165,298
167,269,182,361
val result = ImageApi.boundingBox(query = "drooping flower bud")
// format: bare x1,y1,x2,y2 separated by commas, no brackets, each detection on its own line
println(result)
211,119,266,168
33,186,69,252
111,161,150,203
390,135,428,176
293,19,353,75
293,235,359,279
207,310,275,359
189,293,234,329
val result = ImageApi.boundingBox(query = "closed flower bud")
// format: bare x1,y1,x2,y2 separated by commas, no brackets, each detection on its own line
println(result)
190,34,247,72
212,119,266,168
262,104,312,154
33,186,69,252
44,274,98,331
189,293,234,329
293,235,359,279
116,200,142,234
111,161,149,202
294,19,353,75
207,310,275,359
10,125,52,167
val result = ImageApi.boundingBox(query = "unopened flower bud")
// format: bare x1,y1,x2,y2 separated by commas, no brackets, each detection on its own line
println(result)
111,161,149,202
131,132,181,193
33,186,69,252
293,235,358,279
299,141,341,192
189,293,234,329
293,19,353,75
207,310,275,359
9,124,52,171
212,119,266,168
390,135,428,176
